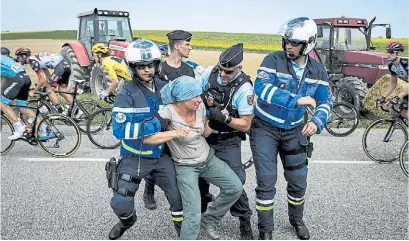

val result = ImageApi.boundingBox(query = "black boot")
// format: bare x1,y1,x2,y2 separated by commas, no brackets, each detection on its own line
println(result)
239,217,254,240
108,211,137,240
290,220,310,240
173,221,182,237
258,232,272,240
289,202,310,240
143,181,157,210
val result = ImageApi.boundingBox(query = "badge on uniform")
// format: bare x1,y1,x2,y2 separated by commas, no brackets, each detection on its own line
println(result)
279,83,286,89
247,95,254,105
257,71,267,79
115,112,126,123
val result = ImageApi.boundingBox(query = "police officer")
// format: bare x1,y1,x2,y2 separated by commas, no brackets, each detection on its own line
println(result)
250,17,333,240
200,43,254,239
159,30,195,81
144,30,215,213
109,39,183,240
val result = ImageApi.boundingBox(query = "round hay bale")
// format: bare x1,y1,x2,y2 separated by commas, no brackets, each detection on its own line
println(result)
363,74,407,119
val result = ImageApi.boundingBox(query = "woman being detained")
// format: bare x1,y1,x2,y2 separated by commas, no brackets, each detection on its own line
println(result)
143,75,243,240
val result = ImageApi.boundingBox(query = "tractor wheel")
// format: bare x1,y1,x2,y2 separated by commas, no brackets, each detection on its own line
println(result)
61,45,88,92
334,77,368,115
90,63,111,96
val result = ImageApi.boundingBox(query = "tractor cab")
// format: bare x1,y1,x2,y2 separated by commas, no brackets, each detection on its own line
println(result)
77,8,133,58
311,16,392,114
314,16,391,76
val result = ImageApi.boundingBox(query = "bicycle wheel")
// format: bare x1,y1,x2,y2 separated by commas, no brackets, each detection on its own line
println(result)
325,102,359,137
362,119,408,163
36,113,81,157
86,108,120,149
399,140,408,177
71,100,103,133
1,115,15,155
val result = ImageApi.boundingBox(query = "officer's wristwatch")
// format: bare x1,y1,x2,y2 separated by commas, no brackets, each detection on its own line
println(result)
225,115,232,124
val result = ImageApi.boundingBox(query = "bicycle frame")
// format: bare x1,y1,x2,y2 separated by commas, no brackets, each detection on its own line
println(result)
53,81,105,117
378,102,408,143
3,92,50,145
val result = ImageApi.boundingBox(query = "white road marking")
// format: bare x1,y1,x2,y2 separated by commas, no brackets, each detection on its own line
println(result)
310,160,378,164
20,158,108,162
9,158,392,164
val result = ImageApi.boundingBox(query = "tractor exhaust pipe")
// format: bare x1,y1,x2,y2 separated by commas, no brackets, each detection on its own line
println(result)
366,17,377,51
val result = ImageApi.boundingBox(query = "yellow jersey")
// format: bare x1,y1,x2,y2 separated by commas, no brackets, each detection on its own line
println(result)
101,56,132,81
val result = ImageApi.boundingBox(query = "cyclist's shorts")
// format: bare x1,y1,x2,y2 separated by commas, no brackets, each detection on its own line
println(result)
49,60,71,88
1,73,31,102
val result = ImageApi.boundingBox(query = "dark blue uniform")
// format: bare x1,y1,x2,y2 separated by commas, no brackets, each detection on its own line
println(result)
251,51,333,233
110,77,183,236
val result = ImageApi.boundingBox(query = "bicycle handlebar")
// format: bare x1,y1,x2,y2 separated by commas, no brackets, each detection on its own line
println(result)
103,93,117,104
377,100,403,113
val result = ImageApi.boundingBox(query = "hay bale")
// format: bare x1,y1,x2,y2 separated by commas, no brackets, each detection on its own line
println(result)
363,74,407,119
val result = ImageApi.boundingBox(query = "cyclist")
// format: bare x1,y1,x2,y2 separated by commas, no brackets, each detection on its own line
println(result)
378,41,408,119
1,47,11,57
1,52,48,140
14,47,73,114
91,43,132,99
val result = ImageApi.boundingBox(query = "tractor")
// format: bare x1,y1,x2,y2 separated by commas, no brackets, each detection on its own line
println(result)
308,16,392,114
61,8,169,95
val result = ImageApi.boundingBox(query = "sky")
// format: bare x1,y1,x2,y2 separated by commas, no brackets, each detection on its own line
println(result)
1,0,408,38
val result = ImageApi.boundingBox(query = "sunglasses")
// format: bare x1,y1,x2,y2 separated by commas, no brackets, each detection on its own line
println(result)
284,39,304,47
134,63,155,70
218,65,238,75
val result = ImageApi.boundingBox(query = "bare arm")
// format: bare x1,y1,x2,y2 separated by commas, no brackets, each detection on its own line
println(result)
143,130,178,145
383,75,398,98
203,118,213,137
143,127,190,145
398,83,409,99
106,78,119,93
227,114,253,132
33,71,48,92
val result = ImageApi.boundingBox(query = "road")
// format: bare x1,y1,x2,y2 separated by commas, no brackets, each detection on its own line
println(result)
1,129,408,240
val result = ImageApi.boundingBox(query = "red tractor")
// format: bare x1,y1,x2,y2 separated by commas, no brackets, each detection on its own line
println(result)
308,16,392,114
61,8,168,95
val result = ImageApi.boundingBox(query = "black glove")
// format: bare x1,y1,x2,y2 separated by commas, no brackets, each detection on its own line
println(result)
390,96,403,105
207,107,227,123
155,113,171,130
376,96,386,104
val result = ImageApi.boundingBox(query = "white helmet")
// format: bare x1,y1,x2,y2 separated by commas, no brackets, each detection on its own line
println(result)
278,17,317,55
125,39,162,75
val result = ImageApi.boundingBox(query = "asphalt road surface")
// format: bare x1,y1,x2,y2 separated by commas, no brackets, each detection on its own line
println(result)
1,129,408,240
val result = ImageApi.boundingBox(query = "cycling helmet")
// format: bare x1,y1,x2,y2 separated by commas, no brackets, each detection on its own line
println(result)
15,47,31,56
125,39,162,75
278,17,317,55
1,47,10,56
92,43,109,54
386,41,404,52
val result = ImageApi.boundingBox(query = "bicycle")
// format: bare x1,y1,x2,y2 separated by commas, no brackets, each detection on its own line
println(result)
21,79,103,133
86,95,120,149
324,101,359,137
362,100,408,163
1,90,82,157
399,140,408,177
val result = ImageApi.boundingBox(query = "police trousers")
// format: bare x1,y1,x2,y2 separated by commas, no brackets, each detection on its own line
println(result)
250,116,309,233
207,133,252,219
110,154,183,223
